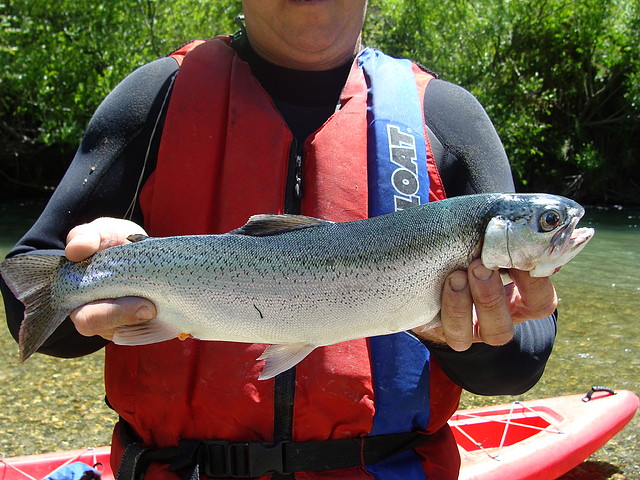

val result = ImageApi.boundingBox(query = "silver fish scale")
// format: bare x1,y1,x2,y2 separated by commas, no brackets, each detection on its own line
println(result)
52,195,493,347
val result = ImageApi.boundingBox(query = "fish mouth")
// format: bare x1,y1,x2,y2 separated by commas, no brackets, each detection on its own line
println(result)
550,215,585,256
544,226,594,275
542,224,594,275
566,226,595,250
529,213,594,277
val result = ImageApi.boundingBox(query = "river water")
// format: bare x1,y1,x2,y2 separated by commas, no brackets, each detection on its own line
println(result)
0,200,638,478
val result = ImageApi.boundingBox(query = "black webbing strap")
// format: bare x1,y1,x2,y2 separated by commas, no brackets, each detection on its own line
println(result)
281,431,430,472
116,421,432,479
115,443,151,480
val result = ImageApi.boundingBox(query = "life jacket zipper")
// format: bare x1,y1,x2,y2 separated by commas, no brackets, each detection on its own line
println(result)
294,152,304,200
284,139,304,214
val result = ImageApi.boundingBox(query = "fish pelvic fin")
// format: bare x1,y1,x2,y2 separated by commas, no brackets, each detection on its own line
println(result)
230,214,333,237
1,254,69,362
257,343,317,380
113,319,182,346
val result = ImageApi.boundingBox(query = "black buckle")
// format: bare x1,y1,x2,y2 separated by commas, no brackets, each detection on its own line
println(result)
202,440,231,477
202,440,291,478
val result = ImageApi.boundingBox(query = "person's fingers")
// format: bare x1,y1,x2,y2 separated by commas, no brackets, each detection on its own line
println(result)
507,269,558,323
419,262,558,350
440,270,474,351
468,260,514,346
70,297,156,340
65,218,147,262
65,224,102,262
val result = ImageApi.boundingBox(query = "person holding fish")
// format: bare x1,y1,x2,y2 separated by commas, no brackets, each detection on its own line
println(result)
1,1,575,479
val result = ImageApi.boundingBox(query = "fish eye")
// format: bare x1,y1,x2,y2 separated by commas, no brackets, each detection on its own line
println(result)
539,209,562,232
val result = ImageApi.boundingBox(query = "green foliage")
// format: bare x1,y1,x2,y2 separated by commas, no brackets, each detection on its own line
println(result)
0,0,241,194
1,0,241,144
1,0,638,202
365,0,640,203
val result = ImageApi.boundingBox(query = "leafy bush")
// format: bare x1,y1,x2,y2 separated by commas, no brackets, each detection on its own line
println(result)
366,0,640,203
0,0,241,195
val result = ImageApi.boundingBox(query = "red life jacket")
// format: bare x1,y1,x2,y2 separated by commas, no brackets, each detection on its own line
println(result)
106,37,461,480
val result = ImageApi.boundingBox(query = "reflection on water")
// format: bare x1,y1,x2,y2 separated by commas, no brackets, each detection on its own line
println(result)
0,201,638,476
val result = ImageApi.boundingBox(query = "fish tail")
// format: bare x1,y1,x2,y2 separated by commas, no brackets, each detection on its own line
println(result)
1,254,69,361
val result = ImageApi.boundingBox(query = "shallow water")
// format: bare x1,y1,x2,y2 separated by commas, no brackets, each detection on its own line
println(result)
0,201,118,455
0,200,638,477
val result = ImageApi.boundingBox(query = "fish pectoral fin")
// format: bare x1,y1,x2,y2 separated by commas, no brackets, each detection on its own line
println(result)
499,269,514,285
113,320,181,346
415,313,442,332
257,343,317,380
230,214,333,237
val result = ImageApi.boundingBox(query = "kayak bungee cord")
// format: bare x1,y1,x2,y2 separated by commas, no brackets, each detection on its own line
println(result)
450,400,564,460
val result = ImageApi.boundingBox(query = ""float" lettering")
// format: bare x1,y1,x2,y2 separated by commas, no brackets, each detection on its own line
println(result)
387,125,420,211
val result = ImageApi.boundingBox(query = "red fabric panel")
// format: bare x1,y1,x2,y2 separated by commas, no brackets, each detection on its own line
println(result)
416,424,461,480
140,38,291,236
301,62,369,222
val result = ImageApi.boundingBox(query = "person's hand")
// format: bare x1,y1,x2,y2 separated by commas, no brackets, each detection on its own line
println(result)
66,217,157,341
414,258,558,350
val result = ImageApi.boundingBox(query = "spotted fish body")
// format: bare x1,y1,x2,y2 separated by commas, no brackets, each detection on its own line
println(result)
0,193,594,379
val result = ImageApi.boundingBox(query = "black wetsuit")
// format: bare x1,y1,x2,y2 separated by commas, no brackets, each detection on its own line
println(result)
1,38,556,396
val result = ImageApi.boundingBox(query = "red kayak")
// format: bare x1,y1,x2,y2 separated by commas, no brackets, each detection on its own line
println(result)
1,389,637,480
453,388,639,480
0,447,112,480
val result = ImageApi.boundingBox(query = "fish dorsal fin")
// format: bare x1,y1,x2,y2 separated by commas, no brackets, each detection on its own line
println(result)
127,234,151,243
230,214,333,237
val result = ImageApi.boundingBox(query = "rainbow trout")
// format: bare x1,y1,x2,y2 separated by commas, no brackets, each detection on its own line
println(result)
1,193,593,379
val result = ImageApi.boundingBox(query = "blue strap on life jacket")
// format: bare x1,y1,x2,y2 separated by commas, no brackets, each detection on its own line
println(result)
358,48,432,480
358,48,431,218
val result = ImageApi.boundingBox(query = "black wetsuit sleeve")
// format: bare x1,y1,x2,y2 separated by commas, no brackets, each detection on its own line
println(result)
428,316,557,395
425,79,515,196
0,57,178,357
423,79,557,395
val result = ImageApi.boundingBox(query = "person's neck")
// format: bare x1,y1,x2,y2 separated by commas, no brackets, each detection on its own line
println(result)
232,35,353,107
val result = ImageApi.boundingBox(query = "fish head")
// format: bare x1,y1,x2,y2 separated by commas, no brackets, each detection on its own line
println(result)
481,194,594,277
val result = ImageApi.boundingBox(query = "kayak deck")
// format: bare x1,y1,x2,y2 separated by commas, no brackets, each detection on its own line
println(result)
453,389,639,480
